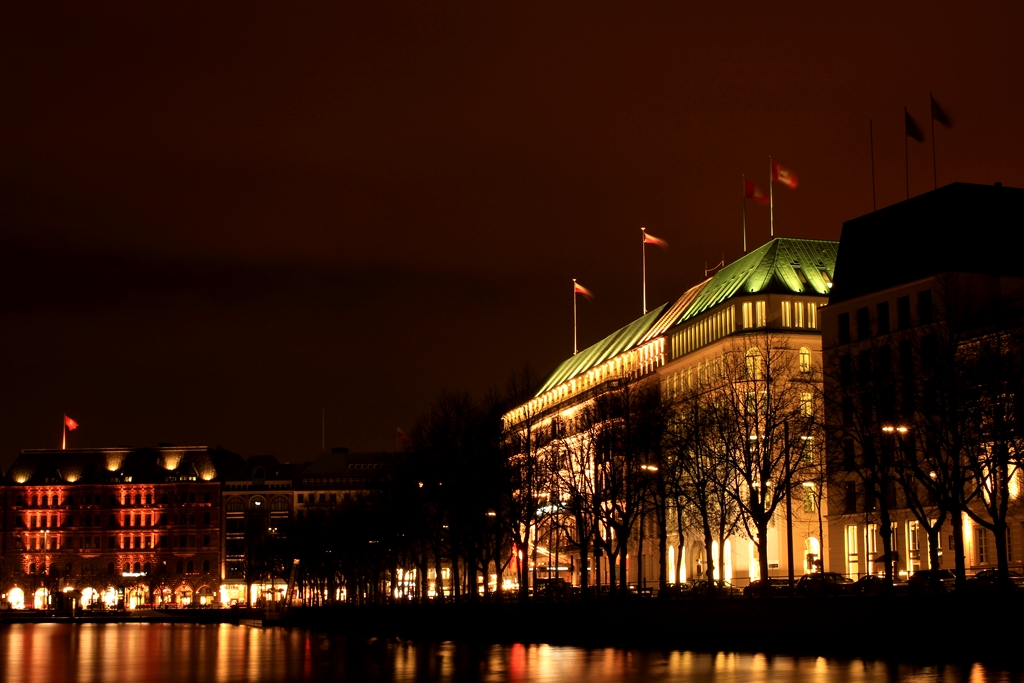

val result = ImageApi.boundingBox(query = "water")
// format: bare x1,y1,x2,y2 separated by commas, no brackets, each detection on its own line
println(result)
0,623,1019,683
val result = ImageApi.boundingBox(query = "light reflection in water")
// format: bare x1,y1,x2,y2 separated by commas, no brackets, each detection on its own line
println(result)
0,624,1019,683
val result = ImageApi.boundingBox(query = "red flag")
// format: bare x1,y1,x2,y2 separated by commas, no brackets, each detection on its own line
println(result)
771,161,799,189
642,229,668,249
573,281,594,300
64,415,79,431
744,178,769,205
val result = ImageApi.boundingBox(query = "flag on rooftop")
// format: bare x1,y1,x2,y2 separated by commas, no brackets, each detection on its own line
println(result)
905,108,925,142
771,160,799,189
744,178,769,204
642,229,668,249
64,415,79,431
931,94,952,128
573,281,594,300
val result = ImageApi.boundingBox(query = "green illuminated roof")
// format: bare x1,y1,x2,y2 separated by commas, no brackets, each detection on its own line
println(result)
669,238,837,325
537,304,668,395
534,238,837,397
639,278,711,344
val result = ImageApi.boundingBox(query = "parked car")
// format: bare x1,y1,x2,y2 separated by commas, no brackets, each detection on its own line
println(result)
966,569,1024,592
688,580,741,597
908,568,956,595
657,583,692,600
743,578,791,597
795,572,853,596
532,577,572,599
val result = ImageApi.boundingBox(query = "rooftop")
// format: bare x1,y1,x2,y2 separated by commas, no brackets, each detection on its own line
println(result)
830,182,1024,304
536,237,838,396
5,446,243,485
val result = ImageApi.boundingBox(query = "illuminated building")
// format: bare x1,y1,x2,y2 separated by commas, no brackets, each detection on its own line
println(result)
504,237,837,590
823,182,1024,581
1,446,238,610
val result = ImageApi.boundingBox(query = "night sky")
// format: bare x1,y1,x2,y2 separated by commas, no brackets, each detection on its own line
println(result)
3,3,1023,469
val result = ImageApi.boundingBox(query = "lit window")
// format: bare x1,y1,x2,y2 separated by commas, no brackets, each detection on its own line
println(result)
976,528,988,564
781,301,792,328
804,439,819,469
742,302,753,328
755,301,767,327
804,537,821,573
794,301,804,328
846,524,859,578
799,346,812,373
745,348,763,380
801,392,814,417
807,303,817,329
802,485,816,512
908,521,920,564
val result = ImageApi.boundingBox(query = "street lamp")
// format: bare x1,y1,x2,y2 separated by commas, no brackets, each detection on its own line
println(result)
880,425,909,583
882,426,909,435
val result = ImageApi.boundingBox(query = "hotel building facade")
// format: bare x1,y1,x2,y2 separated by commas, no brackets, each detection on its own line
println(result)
503,237,838,590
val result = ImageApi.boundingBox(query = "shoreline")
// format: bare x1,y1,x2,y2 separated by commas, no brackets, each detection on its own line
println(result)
0,607,259,626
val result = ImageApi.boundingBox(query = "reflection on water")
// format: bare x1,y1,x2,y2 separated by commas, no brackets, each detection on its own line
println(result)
0,623,1019,683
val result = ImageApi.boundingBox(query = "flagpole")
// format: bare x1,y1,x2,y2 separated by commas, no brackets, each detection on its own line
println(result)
573,280,579,355
768,156,774,238
930,93,937,190
641,228,647,315
869,119,877,211
742,175,748,253
904,107,910,200
62,415,66,450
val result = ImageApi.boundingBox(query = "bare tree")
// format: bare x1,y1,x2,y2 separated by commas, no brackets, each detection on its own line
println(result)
663,361,741,588
714,332,818,586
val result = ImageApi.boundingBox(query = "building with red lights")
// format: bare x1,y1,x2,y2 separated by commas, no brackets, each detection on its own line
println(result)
1,446,240,610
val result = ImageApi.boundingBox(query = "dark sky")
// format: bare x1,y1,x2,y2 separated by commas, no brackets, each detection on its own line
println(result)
3,3,1023,469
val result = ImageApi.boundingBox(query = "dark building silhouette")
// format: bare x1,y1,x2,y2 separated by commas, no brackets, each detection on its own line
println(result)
823,182,1024,580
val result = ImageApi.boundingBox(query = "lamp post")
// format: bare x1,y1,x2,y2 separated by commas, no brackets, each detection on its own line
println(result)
881,425,909,584
639,464,659,595
42,529,48,609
